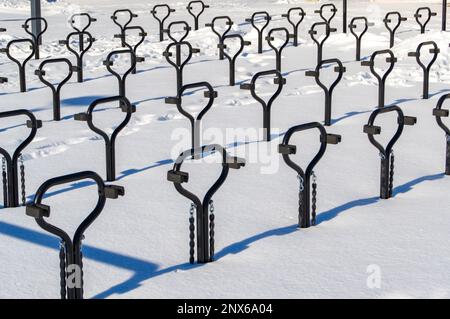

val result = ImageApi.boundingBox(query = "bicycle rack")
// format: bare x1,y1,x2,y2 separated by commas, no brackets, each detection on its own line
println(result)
0,39,35,92
22,17,48,60
103,49,137,103
122,26,147,74
59,31,95,83
221,34,251,86
0,110,42,208
245,12,271,54
281,7,305,47
151,4,176,42
69,13,97,52
278,122,341,228
163,41,200,94
408,41,439,99
361,49,397,109
167,144,245,264
414,7,437,34
205,16,234,60
433,94,450,175
314,3,338,27
383,12,407,48
363,105,416,199
309,22,336,65
266,27,290,73
26,171,124,299
165,82,217,153
164,21,192,67
0,28,6,84
348,17,374,61
240,70,286,142
35,58,75,121
305,59,346,126
187,0,210,31
74,96,135,182
111,9,138,48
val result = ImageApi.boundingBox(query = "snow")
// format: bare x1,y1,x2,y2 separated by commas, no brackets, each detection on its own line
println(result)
1,0,450,299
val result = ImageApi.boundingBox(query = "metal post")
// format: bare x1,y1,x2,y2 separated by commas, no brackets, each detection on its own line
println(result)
343,0,347,33
443,0,447,31
30,0,42,45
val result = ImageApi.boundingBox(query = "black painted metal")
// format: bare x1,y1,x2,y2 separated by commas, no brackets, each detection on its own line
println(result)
361,49,397,108
266,27,290,72
240,70,285,142
314,3,338,27
111,9,138,48
167,144,245,264
309,22,336,65
69,13,97,52
35,58,74,121
221,34,251,86
408,41,439,99
348,17,374,61
187,1,210,31
364,105,416,199
22,17,48,59
164,21,192,67
443,0,447,31
414,7,437,34
59,31,95,83
103,49,137,102
383,11,407,48
0,110,41,208
279,122,341,228
0,39,35,92
74,96,135,182
26,171,124,299
281,7,305,47
343,0,347,33
245,12,271,54
0,29,6,84
433,94,450,175
205,16,234,60
122,26,147,74
151,4,176,42
305,59,346,126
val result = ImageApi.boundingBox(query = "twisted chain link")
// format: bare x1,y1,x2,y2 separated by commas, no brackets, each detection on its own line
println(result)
2,157,7,207
189,203,196,264
209,200,215,261
389,150,395,198
297,174,304,226
59,241,67,300
311,172,317,226
19,155,26,206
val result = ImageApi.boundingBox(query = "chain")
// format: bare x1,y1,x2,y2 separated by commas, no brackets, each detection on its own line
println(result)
2,157,7,207
389,150,395,198
311,172,317,226
79,235,84,299
209,200,215,262
297,174,304,226
189,203,196,264
19,155,25,206
59,241,67,300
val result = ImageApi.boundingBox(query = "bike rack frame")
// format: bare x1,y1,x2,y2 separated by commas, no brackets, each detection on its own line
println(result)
164,21,192,67
0,39,35,92
433,94,450,175
122,26,147,74
69,13,97,52
348,17,374,61
309,22,336,65
205,16,234,60
314,3,338,27
111,9,138,48
221,34,251,86
383,12,407,48
245,11,271,54
408,41,439,99
103,49,137,102
187,1,210,31
23,17,48,60
282,7,305,47
151,4,176,42
266,27,290,73
414,7,437,34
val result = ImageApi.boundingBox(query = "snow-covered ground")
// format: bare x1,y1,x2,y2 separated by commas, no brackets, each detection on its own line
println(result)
1,0,450,299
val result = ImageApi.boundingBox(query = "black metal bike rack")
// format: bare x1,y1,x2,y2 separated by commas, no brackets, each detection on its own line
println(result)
26,171,124,299
35,58,75,121
111,9,138,48
433,94,450,175
59,31,95,83
305,59,346,126
348,16,374,61
245,12,271,54
221,34,251,86
74,96,135,182
103,49,137,102
163,41,200,94
0,39,35,92
164,21,192,67
122,26,147,74
0,28,7,84
361,49,397,109
165,82,217,152
278,122,341,228
309,22,336,65
408,41,439,99
187,0,210,31
22,17,48,60
314,3,338,27
240,70,286,142
383,12,407,48
151,4,176,42
414,7,437,34
282,7,305,47
69,13,97,52
205,16,234,60
266,27,290,73
363,105,416,199
167,144,245,264
0,110,42,208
